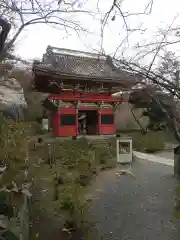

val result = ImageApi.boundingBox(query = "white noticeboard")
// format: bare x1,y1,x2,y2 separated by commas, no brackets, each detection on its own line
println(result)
116,137,132,164
42,118,49,131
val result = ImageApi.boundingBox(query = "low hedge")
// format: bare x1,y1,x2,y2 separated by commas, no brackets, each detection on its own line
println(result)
125,131,165,153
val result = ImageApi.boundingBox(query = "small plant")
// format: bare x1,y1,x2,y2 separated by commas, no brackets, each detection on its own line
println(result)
173,185,180,219
60,196,75,212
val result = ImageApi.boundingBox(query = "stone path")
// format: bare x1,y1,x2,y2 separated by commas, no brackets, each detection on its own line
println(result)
91,159,180,240
155,150,174,160
133,151,174,166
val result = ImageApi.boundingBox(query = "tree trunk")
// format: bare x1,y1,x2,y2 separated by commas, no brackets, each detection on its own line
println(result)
174,145,180,179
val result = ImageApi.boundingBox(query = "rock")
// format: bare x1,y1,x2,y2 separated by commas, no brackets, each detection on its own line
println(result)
0,75,27,120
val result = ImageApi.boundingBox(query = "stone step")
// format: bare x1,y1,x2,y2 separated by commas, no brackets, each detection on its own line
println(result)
133,151,174,167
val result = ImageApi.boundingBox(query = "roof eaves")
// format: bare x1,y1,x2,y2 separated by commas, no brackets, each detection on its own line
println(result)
33,66,135,85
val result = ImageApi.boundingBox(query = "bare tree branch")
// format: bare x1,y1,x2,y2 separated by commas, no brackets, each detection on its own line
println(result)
0,0,94,55
100,0,154,54
128,103,147,134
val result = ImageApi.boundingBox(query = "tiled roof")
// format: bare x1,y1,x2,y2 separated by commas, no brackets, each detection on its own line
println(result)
33,46,138,84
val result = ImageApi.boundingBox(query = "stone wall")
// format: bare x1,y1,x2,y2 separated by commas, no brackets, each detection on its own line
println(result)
115,102,149,130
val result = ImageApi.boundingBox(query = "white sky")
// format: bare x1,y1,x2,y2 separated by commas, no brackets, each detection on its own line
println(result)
14,0,180,63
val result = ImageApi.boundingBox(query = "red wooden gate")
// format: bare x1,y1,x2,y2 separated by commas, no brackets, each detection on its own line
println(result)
99,108,115,135
59,107,77,136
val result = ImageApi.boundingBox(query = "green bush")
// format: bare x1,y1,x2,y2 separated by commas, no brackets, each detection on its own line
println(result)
142,132,164,153
0,117,35,240
127,131,164,153
174,185,180,219
59,183,89,227
0,117,33,185
92,141,116,168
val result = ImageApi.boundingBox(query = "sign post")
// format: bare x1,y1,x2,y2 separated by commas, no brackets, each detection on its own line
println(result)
116,137,132,164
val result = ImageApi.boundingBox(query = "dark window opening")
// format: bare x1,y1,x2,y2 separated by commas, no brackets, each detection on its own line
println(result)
101,114,114,125
78,110,98,135
60,114,76,126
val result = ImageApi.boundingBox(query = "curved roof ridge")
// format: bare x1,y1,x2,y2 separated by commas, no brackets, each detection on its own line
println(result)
46,45,106,60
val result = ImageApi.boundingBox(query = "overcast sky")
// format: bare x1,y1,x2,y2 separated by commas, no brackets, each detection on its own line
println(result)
14,0,180,62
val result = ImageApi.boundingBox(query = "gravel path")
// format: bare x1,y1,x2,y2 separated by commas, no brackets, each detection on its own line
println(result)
155,150,174,160
91,160,180,240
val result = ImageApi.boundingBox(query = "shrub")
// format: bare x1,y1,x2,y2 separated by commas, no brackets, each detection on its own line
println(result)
0,116,117,239
59,183,89,227
0,117,35,240
173,185,180,219
0,116,33,185
93,143,116,168
28,137,117,239
88,138,116,168
126,131,165,153
142,132,164,153
28,121,44,135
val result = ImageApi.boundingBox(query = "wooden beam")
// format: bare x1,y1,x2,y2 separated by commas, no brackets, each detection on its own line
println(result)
48,94,122,103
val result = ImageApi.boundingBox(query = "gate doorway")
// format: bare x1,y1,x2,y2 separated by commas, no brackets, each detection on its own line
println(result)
78,110,99,135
